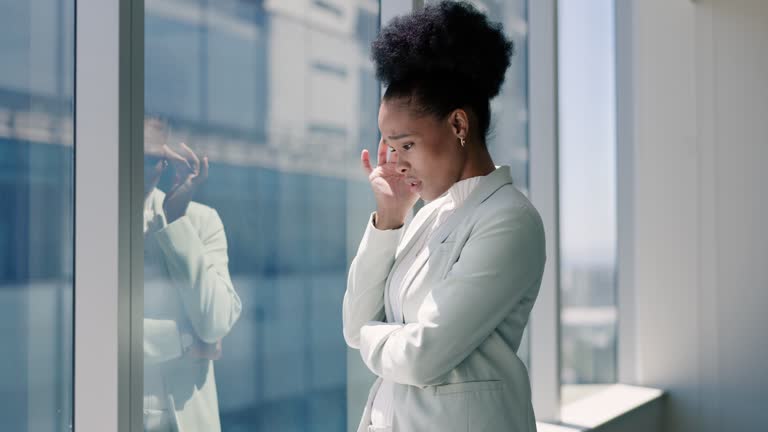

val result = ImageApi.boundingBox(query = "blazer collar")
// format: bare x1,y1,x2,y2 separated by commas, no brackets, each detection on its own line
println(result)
427,165,513,248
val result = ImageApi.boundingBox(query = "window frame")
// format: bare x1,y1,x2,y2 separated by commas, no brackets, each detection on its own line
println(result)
74,0,144,430
527,0,562,423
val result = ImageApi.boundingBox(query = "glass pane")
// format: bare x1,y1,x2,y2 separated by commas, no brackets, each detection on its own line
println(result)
142,1,379,430
0,0,76,430
425,0,531,368
558,0,618,403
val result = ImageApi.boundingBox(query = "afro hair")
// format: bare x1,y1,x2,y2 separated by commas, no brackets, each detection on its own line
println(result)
371,1,514,140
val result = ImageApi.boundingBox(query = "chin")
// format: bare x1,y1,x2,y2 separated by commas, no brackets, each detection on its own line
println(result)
418,191,437,202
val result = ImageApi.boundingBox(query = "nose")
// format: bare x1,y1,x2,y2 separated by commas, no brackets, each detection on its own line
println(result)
396,156,409,174
397,160,408,174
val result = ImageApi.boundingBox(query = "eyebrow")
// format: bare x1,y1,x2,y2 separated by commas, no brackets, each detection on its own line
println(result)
385,133,414,141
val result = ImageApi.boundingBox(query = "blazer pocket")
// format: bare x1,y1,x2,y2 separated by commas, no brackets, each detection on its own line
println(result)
430,380,506,432
433,380,503,396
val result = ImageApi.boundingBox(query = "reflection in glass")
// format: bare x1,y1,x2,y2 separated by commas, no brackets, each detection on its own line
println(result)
143,117,242,431
0,0,75,431
144,0,380,430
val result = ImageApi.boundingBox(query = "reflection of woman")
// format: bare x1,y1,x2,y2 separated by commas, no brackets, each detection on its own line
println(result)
143,119,242,432
343,3,545,431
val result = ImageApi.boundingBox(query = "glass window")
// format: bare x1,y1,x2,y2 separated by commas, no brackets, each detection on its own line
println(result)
557,0,618,404
142,0,379,430
0,0,75,430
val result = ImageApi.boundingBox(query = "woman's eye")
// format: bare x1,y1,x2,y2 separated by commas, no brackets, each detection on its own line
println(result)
403,143,414,150
388,147,396,153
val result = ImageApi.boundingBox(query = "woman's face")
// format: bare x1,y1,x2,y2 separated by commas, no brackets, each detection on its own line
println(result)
378,98,465,201
144,118,169,194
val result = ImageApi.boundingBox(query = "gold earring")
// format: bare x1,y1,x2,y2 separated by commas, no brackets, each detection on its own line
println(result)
459,137,466,147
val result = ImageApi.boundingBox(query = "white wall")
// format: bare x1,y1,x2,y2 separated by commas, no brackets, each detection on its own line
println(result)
618,0,768,431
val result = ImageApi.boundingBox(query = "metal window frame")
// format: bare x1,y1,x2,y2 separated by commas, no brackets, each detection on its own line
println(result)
615,0,638,387
74,0,144,431
527,0,562,422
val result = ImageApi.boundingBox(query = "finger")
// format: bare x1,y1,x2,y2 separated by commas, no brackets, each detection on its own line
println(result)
200,156,209,179
389,148,399,166
361,149,373,175
376,139,388,168
193,156,209,185
179,142,200,175
163,145,192,172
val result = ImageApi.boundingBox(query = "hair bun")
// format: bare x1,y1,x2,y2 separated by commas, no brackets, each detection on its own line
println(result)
372,2,514,100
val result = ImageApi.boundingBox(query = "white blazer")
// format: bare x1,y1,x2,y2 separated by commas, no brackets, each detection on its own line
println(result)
343,166,546,432
143,189,242,432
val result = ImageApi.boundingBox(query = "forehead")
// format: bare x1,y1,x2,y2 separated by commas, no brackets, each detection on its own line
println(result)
378,99,439,139
144,118,169,151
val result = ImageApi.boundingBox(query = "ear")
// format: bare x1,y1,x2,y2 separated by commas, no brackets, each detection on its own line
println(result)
448,109,470,140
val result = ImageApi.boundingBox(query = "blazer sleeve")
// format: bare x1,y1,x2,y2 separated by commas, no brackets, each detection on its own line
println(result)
357,207,546,386
154,208,242,343
343,213,402,349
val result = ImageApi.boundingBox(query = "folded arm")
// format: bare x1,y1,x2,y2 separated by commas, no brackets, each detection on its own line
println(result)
155,208,242,343
358,209,546,386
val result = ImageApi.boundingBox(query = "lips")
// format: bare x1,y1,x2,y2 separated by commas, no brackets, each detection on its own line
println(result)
405,177,422,192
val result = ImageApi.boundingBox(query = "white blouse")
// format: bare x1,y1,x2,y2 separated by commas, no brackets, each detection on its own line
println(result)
369,175,483,429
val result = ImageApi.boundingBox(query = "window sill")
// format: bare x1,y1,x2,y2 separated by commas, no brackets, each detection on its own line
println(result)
538,384,664,432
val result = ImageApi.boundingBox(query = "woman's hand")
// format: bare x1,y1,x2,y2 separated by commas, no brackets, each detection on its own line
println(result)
361,140,419,230
188,337,222,361
162,143,209,224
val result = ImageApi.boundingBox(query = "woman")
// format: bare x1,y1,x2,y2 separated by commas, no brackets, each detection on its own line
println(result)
143,118,242,431
342,2,546,431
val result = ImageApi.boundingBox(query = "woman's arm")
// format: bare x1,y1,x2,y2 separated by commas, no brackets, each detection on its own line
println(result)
154,207,242,344
144,318,222,364
357,207,546,387
343,213,402,348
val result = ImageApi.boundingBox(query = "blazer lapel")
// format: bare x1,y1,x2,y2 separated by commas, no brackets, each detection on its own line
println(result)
395,209,439,264
395,245,431,321
146,188,169,231
383,209,438,323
